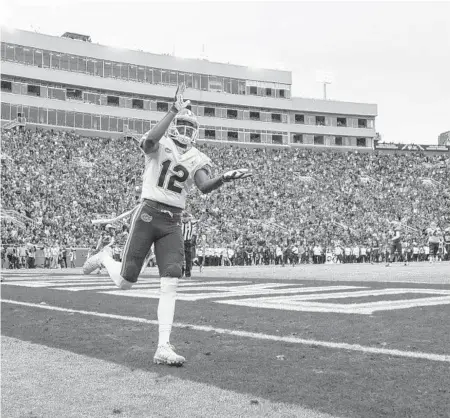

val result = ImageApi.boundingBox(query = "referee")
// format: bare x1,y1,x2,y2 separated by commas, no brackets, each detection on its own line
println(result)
181,211,199,277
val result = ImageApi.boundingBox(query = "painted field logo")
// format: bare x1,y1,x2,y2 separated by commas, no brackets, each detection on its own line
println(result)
141,213,153,223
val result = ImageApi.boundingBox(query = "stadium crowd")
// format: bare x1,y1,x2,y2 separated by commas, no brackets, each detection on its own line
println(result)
2,127,450,267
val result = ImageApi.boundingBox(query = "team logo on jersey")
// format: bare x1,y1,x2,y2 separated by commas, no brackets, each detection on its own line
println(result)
141,213,153,223
165,147,173,153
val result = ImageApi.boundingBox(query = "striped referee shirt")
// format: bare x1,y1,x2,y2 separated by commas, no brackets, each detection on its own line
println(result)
182,220,198,242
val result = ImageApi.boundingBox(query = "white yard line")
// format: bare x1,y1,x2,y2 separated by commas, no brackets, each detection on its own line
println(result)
2,299,449,363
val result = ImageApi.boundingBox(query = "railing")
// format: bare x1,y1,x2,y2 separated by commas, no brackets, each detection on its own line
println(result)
2,117,27,130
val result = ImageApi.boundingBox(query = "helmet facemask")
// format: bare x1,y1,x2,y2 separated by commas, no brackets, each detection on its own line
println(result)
168,110,199,151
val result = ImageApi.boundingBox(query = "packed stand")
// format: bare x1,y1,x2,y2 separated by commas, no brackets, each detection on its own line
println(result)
1,128,449,267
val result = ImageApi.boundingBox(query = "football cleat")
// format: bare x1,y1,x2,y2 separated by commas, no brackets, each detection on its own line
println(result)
153,343,185,366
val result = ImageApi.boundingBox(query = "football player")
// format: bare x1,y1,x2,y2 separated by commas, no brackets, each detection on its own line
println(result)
426,222,442,263
83,84,252,366
386,220,404,266
444,227,450,261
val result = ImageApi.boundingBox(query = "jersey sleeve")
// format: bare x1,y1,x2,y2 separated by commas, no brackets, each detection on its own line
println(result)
192,152,213,177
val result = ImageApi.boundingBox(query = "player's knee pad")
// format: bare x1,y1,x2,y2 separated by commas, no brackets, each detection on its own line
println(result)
161,263,182,278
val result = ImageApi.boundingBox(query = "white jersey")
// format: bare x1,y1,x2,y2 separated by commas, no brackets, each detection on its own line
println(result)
141,136,212,209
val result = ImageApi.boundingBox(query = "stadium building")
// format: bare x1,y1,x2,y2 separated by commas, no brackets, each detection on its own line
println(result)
1,28,378,149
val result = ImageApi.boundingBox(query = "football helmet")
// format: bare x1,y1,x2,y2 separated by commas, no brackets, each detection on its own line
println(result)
168,109,199,149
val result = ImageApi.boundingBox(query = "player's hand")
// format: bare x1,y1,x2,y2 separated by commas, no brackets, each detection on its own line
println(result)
172,83,191,112
222,168,253,183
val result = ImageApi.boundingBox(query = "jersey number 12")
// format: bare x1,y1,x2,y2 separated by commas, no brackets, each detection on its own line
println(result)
157,159,189,194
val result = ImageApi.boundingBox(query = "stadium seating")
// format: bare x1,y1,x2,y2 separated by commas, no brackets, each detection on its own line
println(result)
1,128,449,264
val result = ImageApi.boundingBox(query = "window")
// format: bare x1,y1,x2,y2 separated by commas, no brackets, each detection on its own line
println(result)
249,86,257,95
157,102,169,112
193,74,201,89
23,48,33,65
34,50,43,67
271,113,281,122
66,112,75,127
238,80,246,95
357,137,367,147
109,117,118,132
208,76,223,92
56,110,65,126
200,75,208,91
169,72,178,85
292,134,303,144
43,51,50,68
250,133,261,143
146,68,153,84
227,109,238,119
132,99,144,110
272,134,282,144
337,117,346,127
1,81,12,92
77,57,86,73
154,69,162,84
205,129,216,139
101,115,109,131
279,89,285,98
204,107,215,117
358,119,367,128
137,67,145,82
5,44,15,61
49,88,65,101
250,111,260,121
128,65,137,81
29,106,38,123
85,92,100,105
60,54,69,71
227,131,238,141
75,113,83,128
39,108,47,124
66,88,82,100
14,46,24,62
295,114,305,124
1,102,11,120
231,79,238,94
69,56,78,72
104,61,112,78
335,136,343,146
87,59,96,75
314,135,324,145
135,119,143,134
113,62,122,79
315,116,325,126
107,95,119,106
50,53,60,69
83,113,92,129
47,109,56,125
27,85,40,97
265,88,272,96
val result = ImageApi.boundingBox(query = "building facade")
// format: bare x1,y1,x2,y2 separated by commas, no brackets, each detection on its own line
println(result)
1,28,378,149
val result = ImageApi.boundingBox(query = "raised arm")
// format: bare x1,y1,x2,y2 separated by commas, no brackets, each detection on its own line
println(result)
194,167,252,194
140,84,191,154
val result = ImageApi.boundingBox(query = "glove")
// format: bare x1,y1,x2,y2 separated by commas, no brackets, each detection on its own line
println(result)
172,83,191,112
222,168,253,182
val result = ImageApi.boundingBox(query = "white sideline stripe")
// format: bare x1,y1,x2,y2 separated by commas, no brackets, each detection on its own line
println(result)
2,299,449,363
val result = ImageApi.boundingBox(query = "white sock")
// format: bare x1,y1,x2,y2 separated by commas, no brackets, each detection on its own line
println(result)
101,254,132,290
157,277,178,346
